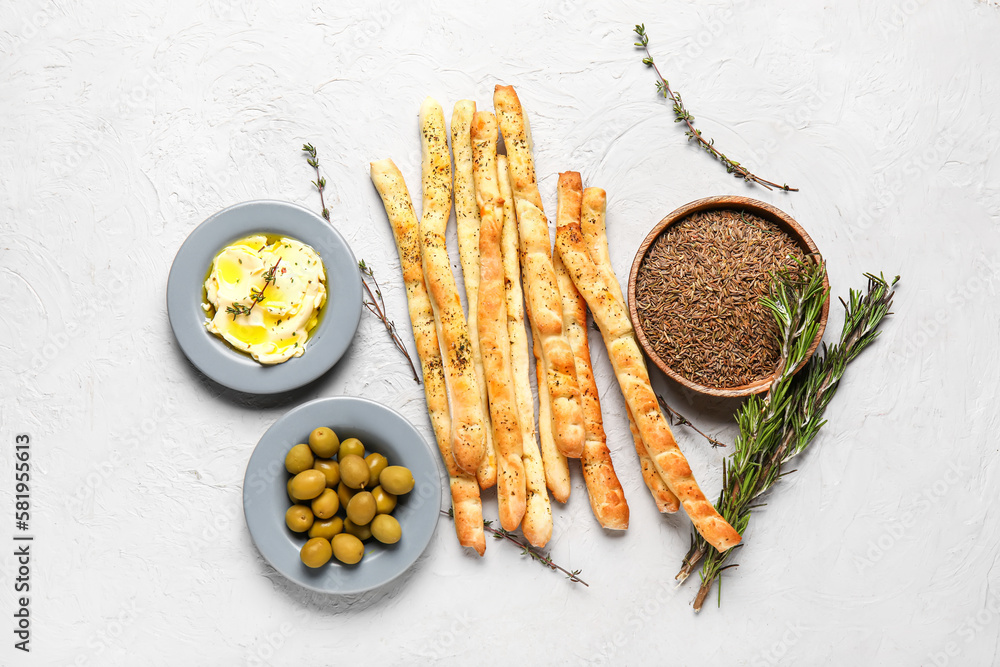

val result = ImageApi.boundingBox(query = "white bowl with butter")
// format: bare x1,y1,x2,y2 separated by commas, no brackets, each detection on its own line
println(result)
167,200,362,394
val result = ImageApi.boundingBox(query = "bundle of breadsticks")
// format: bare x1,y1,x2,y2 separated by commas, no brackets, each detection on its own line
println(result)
370,86,740,556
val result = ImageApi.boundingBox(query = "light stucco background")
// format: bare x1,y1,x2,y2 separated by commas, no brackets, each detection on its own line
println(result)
2,0,999,665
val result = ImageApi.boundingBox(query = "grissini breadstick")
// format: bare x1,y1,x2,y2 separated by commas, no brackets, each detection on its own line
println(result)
494,84,585,460
418,97,487,477
500,153,570,504
497,154,552,545
580,187,680,513
533,335,570,502
471,112,527,531
555,172,629,530
370,158,485,555
554,201,741,553
451,101,498,490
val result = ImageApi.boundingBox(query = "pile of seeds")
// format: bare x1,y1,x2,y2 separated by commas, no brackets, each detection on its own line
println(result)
634,209,808,388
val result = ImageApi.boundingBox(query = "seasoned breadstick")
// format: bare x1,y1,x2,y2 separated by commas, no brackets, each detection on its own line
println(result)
554,200,741,553
451,101,498,490
470,112,526,530
500,153,570,504
497,154,552,545
580,188,680,513
494,84,585,460
555,173,629,530
418,97,486,477
370,158,485,555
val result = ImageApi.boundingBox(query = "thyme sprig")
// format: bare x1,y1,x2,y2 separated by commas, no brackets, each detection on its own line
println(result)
633,24,797,192
658,394,727,447
302,143,329,221
358,259,420,383
301,144,419,383
677,263,899,612
226,258,282,319
441,510,588,586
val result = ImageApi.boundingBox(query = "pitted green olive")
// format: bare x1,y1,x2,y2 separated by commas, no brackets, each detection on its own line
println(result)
331,533,364,564
365,453,389,487
379,466,415,495
308,516,344,540
285,505,314,533
339,454,370,489
371,514,401,544
346,491,377,525
300,537,333,568
284,444,315,475
313,458,340,487
371,486,397,514
308,427,340,458
310,488,339,520
338,437,365,459
289,470,326,500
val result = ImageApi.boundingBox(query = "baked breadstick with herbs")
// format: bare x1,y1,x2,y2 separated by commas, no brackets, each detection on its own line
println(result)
494,84,585,460
370,158,485,555
470,111,527,530
554,198,741,553
580,187,679,513
555,172,629,530
452,101,498,490
418,97,487,477
499,147,570,503
498,154,553,544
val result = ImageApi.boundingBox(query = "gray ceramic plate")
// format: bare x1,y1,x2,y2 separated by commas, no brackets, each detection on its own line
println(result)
243,396,442,594
166,200,362,394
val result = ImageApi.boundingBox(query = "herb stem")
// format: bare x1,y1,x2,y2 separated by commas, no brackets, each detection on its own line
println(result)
633,24,797,192
440,510,588,586
680,266,899,611
301,144,420,383
658,394,726,447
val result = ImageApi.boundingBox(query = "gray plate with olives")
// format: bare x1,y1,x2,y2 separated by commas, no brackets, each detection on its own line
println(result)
243,396,442,594
166,199,363,394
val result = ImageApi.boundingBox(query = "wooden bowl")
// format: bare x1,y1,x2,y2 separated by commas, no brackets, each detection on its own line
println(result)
627,195,829,398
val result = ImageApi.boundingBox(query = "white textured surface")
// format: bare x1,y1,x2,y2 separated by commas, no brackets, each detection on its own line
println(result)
2,0,999,664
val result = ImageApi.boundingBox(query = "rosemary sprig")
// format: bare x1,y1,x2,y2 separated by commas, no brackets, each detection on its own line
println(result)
441,510,588,586
633,24,797,192
658,394,727,447
226,258,282,319
301,144,420,383
678,265,899,612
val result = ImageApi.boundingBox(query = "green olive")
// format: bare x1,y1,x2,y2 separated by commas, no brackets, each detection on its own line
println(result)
379,466,415,495
343,518,373,542
289,469,326,500
340,454,370,489
365,452,389,487
337,481,358,509
331,533,364,565
285,505,314,533
284,444,315,475
308,516,344,540
371,514,401,544
310,488,339,520
371,485,397,514
300,537,333,568
338,437,365,459
286,478,298,503
313,459,340,488
346,491,377,525
309,427,340,458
